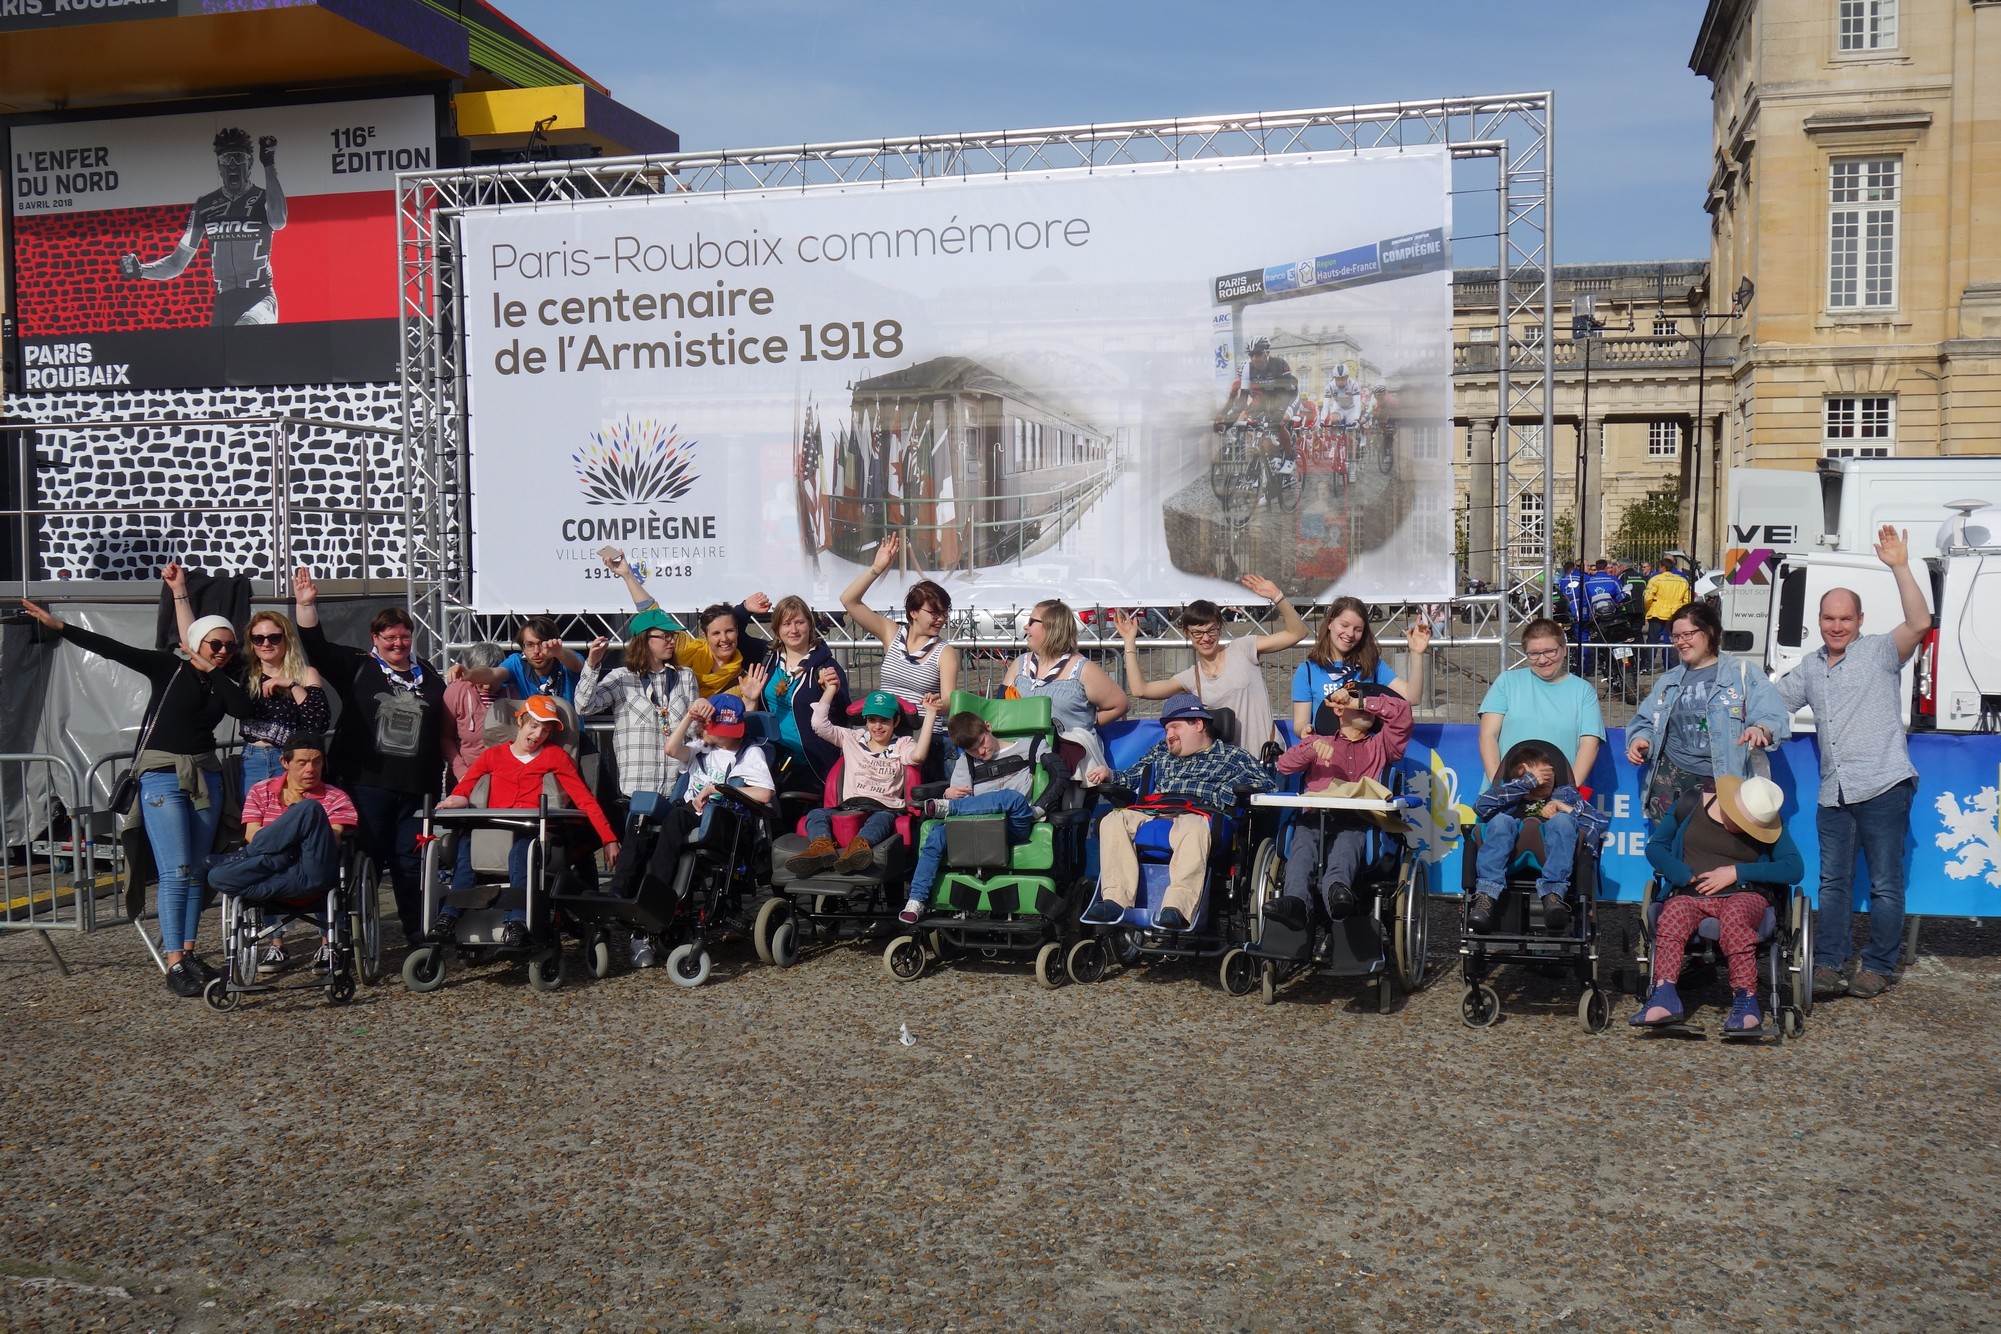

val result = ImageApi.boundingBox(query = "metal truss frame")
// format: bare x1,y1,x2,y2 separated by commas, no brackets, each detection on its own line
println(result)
397,95,1555,666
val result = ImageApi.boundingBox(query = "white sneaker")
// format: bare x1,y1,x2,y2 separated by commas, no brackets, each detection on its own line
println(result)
313,942,337,973
629,934,657,968
899,898,924,925
255,942,289,977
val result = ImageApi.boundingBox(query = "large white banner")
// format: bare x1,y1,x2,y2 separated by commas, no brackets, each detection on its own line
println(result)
461,149,1452,613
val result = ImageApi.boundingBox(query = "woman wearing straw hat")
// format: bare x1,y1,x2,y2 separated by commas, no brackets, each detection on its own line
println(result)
1631,774,1803,1037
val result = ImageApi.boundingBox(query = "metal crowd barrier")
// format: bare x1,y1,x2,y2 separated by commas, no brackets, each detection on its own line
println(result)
0,752,98,975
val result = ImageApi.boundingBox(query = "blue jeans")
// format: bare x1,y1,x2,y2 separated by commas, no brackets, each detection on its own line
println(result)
351,785,427,937
1815,778,1915,977
909,790,1036,905
206,798,341,904
805,807,897,847
1474,810,1579,899
240,743,284,793
139,767,223,951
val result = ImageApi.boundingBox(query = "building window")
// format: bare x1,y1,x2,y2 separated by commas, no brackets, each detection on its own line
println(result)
1829,156,1899,309
1651,314,1679,339
1513,423,1545,461
1516,490,1546,545
1464,425,1474,462
1411,425,1442,462
1825,395,1895,456
1648,421,1681,458
1469,326,1497,344
1837,0,1897,52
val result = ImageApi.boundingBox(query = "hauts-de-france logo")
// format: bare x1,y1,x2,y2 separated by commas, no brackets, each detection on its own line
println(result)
573,416,697,506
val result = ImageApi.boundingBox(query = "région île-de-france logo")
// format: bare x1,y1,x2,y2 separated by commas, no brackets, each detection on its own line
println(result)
573,417,697,507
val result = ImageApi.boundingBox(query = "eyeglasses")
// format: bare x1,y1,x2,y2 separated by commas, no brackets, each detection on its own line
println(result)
203,638,237,655
1025,618,1045,628
1669,630,1704,643
1524,647,1565,662
1185,626,1221,640
375,634,413,647
248,632,286,647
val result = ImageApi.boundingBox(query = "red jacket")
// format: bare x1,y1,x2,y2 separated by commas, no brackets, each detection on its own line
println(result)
451,743,617,845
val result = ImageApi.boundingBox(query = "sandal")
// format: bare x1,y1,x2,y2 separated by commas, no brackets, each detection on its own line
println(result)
1626,981,1685,1028
1720,989,1770,1041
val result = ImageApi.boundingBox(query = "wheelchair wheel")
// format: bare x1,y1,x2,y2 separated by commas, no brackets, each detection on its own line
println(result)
1111,929,1143,970
1260,960,1277,1006
1219,947,1256,997
1066,938,1108,984
401,944,447,993
883,935,926,982
1576,987,1611,1033
769,918,800,968
665,943,711,989
1393,860,1430,993
1780,1006,1805,1038
202,976,240,1013
752,896,789,965
1461,984,1501,1028
1249,838,1284,930
328,972,356,1006
1789,892,1814,1021
528,946,566,993
585,932,613,981
349,854,383,986
1034,941,1069,990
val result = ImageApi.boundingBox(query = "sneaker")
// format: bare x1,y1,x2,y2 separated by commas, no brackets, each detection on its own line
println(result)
1324,885,1357,921
256,942,290,977
785,837,840,877
1812,965,1850,999
1154,907,1190,931
1849,969,1890,1000
1467,893,1497,934
1540,893,1572,934
165,959,203,998
834,837,876,875
313,942,337,973
1081,898,1125,926
629,934,657,969
920,798,951,819
499,919,529,949
187,953,221,983
431,912,461,943
1263,896,1308,932
899,898,924,925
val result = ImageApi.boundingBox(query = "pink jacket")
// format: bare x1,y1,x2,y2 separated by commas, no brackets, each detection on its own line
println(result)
1274,693,1412,791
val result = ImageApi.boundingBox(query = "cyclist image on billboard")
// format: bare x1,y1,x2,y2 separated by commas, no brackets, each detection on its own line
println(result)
117,126,286,325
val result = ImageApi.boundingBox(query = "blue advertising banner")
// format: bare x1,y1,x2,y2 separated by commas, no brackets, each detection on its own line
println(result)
1401,724,2001,915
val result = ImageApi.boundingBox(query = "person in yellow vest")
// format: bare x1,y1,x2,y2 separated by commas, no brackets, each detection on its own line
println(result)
597,547,771,698
1643,562,1694,666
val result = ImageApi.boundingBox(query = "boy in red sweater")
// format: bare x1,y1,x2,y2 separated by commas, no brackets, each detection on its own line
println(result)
1264,684,1412,927
435,695,619,945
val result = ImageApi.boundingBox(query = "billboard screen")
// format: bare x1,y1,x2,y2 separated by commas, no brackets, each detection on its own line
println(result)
8,93,436,391
459,149,1453,613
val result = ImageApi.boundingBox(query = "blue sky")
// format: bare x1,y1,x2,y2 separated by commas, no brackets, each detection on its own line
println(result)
494,0,1715,266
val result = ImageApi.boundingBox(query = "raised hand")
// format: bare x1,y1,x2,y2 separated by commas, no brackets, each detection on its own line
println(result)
686,697,715,724
742,592,773,616
1239,573,1283,603
586,636,610,668
817,665,841,695
920,691,943,714
740,660,770,703
162,562,188,596
871,532,900,575
292,567,319,606
1407,620,1433,654
118,254,141,280
258,134,278,166
1873,524,1909,568
1112,609,1143,645
598,546,627,571
18,598,63,631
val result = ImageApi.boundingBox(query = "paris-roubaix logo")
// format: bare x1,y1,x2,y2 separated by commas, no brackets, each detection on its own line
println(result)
572,417,698,505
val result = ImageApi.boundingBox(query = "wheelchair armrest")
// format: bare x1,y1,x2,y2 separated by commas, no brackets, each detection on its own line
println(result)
708,784,774,821
1231,783,1265,805
911,781,950,802
1099,783,1138,808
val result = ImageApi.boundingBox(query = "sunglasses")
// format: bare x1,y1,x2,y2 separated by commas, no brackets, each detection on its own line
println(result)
203,638,237,655
248,632,286,647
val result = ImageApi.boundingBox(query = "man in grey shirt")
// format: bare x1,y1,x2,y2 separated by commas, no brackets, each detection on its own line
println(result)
1775,525,1931,1000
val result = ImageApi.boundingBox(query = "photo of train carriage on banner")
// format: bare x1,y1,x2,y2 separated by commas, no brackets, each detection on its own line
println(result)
1165,228,1447,597
792,355,1124,572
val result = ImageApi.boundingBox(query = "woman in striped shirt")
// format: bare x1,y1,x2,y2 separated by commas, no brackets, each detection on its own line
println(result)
840,532,958,779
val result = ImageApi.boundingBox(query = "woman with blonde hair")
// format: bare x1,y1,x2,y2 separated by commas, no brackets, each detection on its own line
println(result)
1002,598,1127,776
165,567,329,791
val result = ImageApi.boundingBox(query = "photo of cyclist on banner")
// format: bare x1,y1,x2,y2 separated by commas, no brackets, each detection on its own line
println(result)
117,126,286,326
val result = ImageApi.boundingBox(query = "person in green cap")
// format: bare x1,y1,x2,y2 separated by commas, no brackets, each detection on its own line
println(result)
577,608,701,818
788,667,939,875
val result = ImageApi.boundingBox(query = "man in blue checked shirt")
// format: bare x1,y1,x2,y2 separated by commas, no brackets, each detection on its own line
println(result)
1082,693,1273,930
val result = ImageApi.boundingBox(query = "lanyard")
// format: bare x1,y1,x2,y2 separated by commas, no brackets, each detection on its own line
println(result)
371,651,424,693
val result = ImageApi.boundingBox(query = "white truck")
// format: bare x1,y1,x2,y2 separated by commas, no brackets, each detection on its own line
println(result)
1722,458,2001,732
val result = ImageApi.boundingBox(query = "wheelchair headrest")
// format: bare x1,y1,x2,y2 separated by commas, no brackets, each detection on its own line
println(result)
1495,738,1576,790
946,689,1053,739
1205,705,1239,748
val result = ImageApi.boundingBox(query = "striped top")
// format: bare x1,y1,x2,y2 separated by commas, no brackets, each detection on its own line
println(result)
877,626,946,731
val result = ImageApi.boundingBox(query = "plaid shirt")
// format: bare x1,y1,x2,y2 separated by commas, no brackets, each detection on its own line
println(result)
1113,739,1273,810
576,662,698,797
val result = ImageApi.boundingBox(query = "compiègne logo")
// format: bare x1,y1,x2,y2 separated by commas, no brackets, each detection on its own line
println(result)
573,417,697,506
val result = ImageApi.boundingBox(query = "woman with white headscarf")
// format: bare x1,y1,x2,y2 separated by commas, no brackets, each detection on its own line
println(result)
20,579,257,997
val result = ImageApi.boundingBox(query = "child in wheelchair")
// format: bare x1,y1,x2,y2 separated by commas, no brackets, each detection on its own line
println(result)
434,694,619,946
1468,742,1606,935
1262,684,1412,931
899,706,1071,924
788,670,938,877
1632,774,1803,1036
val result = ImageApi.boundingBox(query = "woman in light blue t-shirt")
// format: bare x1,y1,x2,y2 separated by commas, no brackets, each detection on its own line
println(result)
1477,617,1605,788
1289,596,1431,737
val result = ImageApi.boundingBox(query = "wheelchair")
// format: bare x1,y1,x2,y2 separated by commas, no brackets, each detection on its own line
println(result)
1074,708,1268,982
1458,741,1610,1031
1229,762,1432,1012
1630,797,1813,1043
203,854,358,1012
878,692,1094,989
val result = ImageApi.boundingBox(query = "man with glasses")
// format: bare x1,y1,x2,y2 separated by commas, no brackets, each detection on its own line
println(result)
458,616,585,707
118,127,286,326
291,567,447,944
1477,617,1605,788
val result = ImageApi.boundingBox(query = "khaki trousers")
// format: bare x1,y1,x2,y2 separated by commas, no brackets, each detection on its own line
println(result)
1096,809,1211,917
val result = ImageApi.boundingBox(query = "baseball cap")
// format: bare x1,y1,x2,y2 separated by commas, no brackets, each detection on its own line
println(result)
628,607,684,637
861,690,902,720
520,695,562,725
1159,692,1214,725
704,693,748,738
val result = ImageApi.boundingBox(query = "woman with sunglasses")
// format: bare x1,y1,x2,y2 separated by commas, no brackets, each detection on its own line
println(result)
1003,599,1127,777
840,532,958,775
19,584,251,996
164,566,329,792
738,594,849,795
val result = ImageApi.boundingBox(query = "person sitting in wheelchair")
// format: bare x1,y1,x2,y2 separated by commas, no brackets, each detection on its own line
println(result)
1467,742,1606,934
787,671,938,877
1081,693,1272,931
1261,684,1412,931
205,736,352,941
899,707,1072,924
1631,774,1803,1036
433,695,619,946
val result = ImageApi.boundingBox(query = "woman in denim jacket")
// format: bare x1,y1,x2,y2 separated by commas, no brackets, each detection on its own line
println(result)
1624,602,1792,822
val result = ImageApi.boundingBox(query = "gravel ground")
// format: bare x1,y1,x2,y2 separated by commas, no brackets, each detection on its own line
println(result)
3,907,1998,1333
